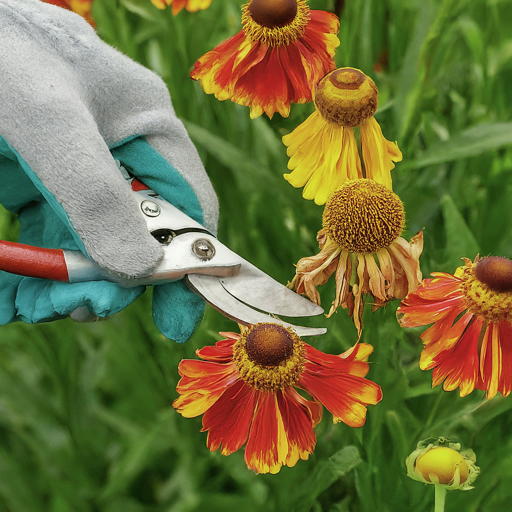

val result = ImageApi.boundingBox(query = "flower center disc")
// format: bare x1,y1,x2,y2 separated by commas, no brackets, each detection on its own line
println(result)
315,68,379,127
323,179,405,254
474,256,512,292
233,323,305,392
456,258,512,323
249,0,298,28
246,323,294,366
242,0,308,47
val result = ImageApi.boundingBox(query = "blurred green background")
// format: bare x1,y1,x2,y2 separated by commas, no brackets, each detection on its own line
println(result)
1,0,512,510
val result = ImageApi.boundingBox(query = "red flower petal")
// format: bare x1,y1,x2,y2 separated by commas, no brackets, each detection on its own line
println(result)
202,380,257,455
497,321,512,397
245,392,288,474
173,360,238,417
398,295,465,328
420,311,474,370
431,316,484,396
479,322,501,399
420,304,467,347
300,344,382,427
196,336,237,362
303,343,371,378
277,388,321,467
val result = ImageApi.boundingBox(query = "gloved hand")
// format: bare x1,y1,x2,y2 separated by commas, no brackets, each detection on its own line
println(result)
0,0,219,342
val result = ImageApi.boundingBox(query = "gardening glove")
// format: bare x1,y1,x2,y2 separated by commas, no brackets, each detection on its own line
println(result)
0,0,219,342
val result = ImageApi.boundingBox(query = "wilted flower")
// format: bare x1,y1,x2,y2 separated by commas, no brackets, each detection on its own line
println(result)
173,323,382,474
291,179,423,336
43,0,94,26
151,0,213,15
407,437,479,490
191,0,339,119
283,67,402,205
398,255,512,399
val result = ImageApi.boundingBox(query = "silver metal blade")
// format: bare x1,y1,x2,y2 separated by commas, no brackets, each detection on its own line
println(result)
186,274,326,337
218,260,323,317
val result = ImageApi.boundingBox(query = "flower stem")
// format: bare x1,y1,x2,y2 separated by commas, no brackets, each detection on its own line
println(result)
434,485,446,512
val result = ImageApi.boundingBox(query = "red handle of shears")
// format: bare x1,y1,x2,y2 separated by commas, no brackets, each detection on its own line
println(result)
0,240,69,281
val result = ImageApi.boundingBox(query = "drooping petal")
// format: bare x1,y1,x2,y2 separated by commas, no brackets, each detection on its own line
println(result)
365,253,387,302
360,116,402,190
387,233,423,299
245,392,289,474
294,235,341,305
375,247,395,299
329,249,351,314
284,115,363,205
202,379,258,455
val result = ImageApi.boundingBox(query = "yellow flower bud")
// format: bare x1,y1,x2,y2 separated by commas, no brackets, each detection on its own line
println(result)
406,437,479,491
416,447,469,485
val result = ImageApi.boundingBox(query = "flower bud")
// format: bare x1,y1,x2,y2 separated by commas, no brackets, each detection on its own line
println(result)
406,437,479,490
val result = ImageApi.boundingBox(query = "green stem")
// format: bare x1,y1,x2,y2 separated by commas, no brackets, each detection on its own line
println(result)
434,485,447,512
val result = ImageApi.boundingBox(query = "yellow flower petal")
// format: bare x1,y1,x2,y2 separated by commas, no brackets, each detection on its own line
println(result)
360,116,402,190
283,112,363,205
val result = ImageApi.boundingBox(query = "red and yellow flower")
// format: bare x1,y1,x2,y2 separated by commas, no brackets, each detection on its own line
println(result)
291,179,423,337
173,323,382,474
398,255,512,399
43,0,95,26
283,67,402,205
191,0,340,119
151,0,213,15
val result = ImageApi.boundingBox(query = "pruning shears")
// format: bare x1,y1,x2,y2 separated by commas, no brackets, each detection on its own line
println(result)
0,162,326,337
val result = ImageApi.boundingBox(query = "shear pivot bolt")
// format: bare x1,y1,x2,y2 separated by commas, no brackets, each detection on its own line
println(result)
192,239,215,260
141,200,161,217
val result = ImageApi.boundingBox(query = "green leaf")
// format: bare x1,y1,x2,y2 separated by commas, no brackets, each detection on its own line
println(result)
292,446,362,512
403,123,512,169
441,194,480,268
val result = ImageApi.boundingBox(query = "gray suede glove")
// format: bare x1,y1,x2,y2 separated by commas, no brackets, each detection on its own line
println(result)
0,0,218,279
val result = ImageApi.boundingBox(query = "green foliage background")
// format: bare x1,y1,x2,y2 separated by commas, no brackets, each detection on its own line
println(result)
1,0,512,510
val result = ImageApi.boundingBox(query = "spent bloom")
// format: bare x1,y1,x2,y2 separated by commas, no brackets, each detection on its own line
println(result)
43,0,94,26
398,255,512,399
191,0,340,119
150,0,213,15
407,437,479,490
173,323,382,474
291,179,423,337
283,67,402,205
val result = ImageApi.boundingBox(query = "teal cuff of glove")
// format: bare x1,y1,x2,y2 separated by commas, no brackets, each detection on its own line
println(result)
153,280,205,343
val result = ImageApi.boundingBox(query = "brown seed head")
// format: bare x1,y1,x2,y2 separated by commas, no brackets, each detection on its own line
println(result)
474,256,512,292
315,68,379,127
323,179,405,254
245,323,294,366
249,0,298,28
